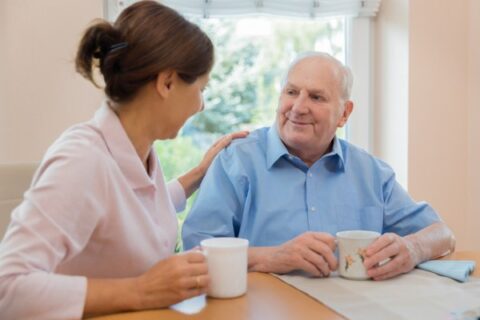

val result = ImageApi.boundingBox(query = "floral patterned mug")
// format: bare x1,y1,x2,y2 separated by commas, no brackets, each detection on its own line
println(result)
336,230,381,280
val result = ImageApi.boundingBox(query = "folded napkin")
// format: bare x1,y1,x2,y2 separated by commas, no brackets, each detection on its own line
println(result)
417,260,476,282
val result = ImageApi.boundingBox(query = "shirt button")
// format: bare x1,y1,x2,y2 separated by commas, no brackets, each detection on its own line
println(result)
311,206,316,212
288,155,294,160
308,173,313,177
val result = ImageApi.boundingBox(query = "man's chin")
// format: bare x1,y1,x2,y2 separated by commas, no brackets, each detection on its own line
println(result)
283,136,310,150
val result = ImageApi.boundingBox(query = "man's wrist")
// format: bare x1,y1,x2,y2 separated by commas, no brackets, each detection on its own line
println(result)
405,234,427,265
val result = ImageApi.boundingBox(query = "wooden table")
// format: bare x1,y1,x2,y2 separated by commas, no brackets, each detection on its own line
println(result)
89,251,479,320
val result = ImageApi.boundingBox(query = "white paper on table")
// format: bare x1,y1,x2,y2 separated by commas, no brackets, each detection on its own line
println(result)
170,294,206,314
273,270,480,320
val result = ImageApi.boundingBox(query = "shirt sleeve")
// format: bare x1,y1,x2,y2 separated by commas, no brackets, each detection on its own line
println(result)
0,150,108,320
167,179,187,213
182,150,246,250
379,161,441,236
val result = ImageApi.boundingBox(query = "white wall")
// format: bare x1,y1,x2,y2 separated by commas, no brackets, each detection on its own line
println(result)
0,0,104,163
372,0,409,188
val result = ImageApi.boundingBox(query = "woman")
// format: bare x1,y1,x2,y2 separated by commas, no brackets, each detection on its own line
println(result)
0,1,247,318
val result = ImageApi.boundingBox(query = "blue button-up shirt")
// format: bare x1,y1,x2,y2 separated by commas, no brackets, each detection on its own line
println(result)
182,126,440,249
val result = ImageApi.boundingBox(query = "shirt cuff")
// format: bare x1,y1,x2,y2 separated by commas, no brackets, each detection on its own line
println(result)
0,273,87,320
167,180,187,213
57,275,88,319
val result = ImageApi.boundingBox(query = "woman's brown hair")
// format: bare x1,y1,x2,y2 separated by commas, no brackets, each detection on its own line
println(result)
75,0,214,103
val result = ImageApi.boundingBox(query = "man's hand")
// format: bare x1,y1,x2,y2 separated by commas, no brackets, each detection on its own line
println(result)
249,232,337,277
363,233,421,280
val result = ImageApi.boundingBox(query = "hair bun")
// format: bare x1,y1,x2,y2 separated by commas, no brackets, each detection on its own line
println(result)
75,20,123,86
75,1,214,103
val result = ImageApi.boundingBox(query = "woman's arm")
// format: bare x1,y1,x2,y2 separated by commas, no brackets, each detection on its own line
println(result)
83,251,208,318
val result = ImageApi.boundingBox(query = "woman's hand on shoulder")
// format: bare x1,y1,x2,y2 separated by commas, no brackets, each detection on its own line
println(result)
133,250,209,310
178,131,249,198
198,131,249,173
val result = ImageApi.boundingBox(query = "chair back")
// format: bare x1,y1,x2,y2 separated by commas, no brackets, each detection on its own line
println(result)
0,163,37,239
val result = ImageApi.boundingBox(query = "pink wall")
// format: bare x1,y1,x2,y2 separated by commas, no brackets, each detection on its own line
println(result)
466,0,480,250
409,0,478,250
0,0,103,163
0,1,7,145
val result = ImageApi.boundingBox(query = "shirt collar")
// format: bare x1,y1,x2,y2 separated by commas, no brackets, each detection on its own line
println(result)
266,126,290,169
94,102,158,190
266,124,345,171
323,136,345,172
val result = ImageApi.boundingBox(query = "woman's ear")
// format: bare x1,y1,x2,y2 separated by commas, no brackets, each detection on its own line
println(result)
155,70,175,98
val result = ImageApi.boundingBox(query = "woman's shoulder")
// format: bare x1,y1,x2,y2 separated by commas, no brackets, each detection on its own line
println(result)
34,122,111,185
47,122,107,157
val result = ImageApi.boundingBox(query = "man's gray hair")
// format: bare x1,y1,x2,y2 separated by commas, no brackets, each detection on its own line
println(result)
282,52,353,101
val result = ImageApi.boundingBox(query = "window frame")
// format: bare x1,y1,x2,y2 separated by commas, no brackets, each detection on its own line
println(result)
345,17,373,152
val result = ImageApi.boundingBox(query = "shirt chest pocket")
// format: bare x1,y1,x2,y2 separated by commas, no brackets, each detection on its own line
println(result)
335,204,384,233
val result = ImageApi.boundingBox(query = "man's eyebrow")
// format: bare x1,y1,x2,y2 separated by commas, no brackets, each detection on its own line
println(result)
284,82,299,89
285,82,327,94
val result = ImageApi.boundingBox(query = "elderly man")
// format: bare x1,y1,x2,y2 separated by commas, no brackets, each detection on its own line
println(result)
182,52,455,280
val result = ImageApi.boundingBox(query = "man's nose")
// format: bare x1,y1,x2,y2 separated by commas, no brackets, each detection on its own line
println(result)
291,91,308,113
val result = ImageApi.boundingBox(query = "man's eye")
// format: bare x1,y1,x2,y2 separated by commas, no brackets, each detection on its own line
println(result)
286,89,297,95
311,95,325,102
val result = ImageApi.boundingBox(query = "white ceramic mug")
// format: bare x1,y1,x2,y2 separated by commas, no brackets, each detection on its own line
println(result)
336,230,380,280
200,237,249,298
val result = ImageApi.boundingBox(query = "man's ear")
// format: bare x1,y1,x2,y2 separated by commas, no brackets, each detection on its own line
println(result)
338,100,354,127
155,70,175,98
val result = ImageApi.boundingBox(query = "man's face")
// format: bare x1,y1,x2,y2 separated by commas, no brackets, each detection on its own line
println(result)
276,57,352,159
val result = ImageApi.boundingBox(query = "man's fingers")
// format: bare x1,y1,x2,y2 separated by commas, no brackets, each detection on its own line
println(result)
364,234,396,263
364,238,399,269
297,257,325,277
367,255,399,277
366,234,395,255
306,237,338,270
369,259,408,280
302,248,330,276
312,232,337,251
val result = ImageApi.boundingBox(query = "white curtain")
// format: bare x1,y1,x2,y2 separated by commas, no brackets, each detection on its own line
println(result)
160,0,381,18
107,0,381,20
